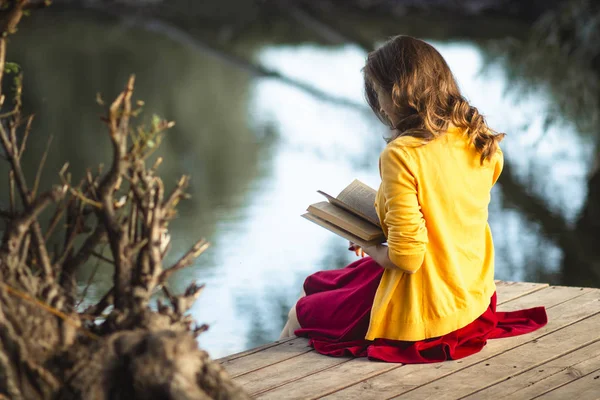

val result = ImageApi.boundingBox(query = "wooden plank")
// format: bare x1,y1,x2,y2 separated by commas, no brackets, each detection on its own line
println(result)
498,285,588,312
234,351,350,396
255,358,399,400
390,313,600,399
220,282,543,378
494,280,549,305
310,286,597,400
221,337,311,378
217,337,295,363
462,340,600,399
536,369,600,400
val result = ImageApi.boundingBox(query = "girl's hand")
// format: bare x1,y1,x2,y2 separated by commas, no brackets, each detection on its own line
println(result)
348,241,366,257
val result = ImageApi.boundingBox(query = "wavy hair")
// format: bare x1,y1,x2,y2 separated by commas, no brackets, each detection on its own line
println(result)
363,35,505,164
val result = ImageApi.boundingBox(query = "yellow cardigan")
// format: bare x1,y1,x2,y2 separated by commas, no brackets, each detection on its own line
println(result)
366,126,504,342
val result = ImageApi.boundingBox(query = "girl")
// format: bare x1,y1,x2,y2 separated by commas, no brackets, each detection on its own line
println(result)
280,36,548,363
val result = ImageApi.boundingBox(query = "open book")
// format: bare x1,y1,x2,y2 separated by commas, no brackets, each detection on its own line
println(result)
302,179,386,248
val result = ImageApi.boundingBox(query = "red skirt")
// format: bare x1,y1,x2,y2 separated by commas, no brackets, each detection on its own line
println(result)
294,257,548,363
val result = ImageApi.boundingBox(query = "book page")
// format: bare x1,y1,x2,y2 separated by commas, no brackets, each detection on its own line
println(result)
336,179,381,226
307,202,384,241
317,190,374,224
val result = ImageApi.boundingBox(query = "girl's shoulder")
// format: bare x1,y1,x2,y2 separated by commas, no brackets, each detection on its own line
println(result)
387,134,426,148
380,137,415,161
381,136,426,162
378,137,421,177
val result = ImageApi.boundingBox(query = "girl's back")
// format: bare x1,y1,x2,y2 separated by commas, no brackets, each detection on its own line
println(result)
369,126,504,341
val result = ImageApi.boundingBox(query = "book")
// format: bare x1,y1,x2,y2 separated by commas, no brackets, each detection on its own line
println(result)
302,179,386,248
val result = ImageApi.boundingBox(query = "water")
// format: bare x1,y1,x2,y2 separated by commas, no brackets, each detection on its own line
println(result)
3,12,596,358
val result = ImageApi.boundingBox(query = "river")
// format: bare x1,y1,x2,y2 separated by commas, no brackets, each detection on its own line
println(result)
3,11,596,358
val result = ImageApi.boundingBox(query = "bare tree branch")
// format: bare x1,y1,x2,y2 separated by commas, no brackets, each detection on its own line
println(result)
60,225,106,305
76,244,107,309
8,170,15,212
132,177,164,306
163,175,189,213
0,33,5,109
97,76,135,310
2,186,66,255
18,114,33,160
159,239,210,283
0,118,56,281
83,287,113,317
0,0,29,35
0,6,248,398
30,134,52,199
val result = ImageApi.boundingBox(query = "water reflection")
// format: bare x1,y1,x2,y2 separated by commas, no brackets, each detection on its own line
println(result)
233,41,594,353
3,12,597,358
238,238,352,350
4,13,271,336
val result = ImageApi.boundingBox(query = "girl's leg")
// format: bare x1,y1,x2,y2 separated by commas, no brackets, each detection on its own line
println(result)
279,289,305,339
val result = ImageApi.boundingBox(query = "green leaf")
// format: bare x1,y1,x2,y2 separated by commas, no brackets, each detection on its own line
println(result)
4,62,20,74
151,114,161,129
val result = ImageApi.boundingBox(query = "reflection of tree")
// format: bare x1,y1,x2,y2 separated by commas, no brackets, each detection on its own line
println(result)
238,290,292,349
2,12,269,298
50,0,541,44
279,2,597,286
236,238,353,348
280,0,600,287
483,0,600,286
498,163,598,285
41,0,545,118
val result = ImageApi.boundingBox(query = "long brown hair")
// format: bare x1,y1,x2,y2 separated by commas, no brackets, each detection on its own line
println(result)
363,35,504,164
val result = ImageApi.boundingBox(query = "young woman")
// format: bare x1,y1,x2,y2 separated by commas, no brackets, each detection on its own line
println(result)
280,36,548,363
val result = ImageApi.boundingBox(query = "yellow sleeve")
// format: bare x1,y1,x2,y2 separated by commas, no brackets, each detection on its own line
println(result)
492,148,504,186
379,145,428,273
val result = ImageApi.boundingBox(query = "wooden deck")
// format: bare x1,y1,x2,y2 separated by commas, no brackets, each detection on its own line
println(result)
218,281,600,399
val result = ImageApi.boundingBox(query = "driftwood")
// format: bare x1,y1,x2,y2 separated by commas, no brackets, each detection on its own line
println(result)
0,1,250,399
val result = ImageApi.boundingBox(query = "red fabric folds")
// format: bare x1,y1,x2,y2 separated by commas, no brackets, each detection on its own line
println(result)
295,257,548,363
